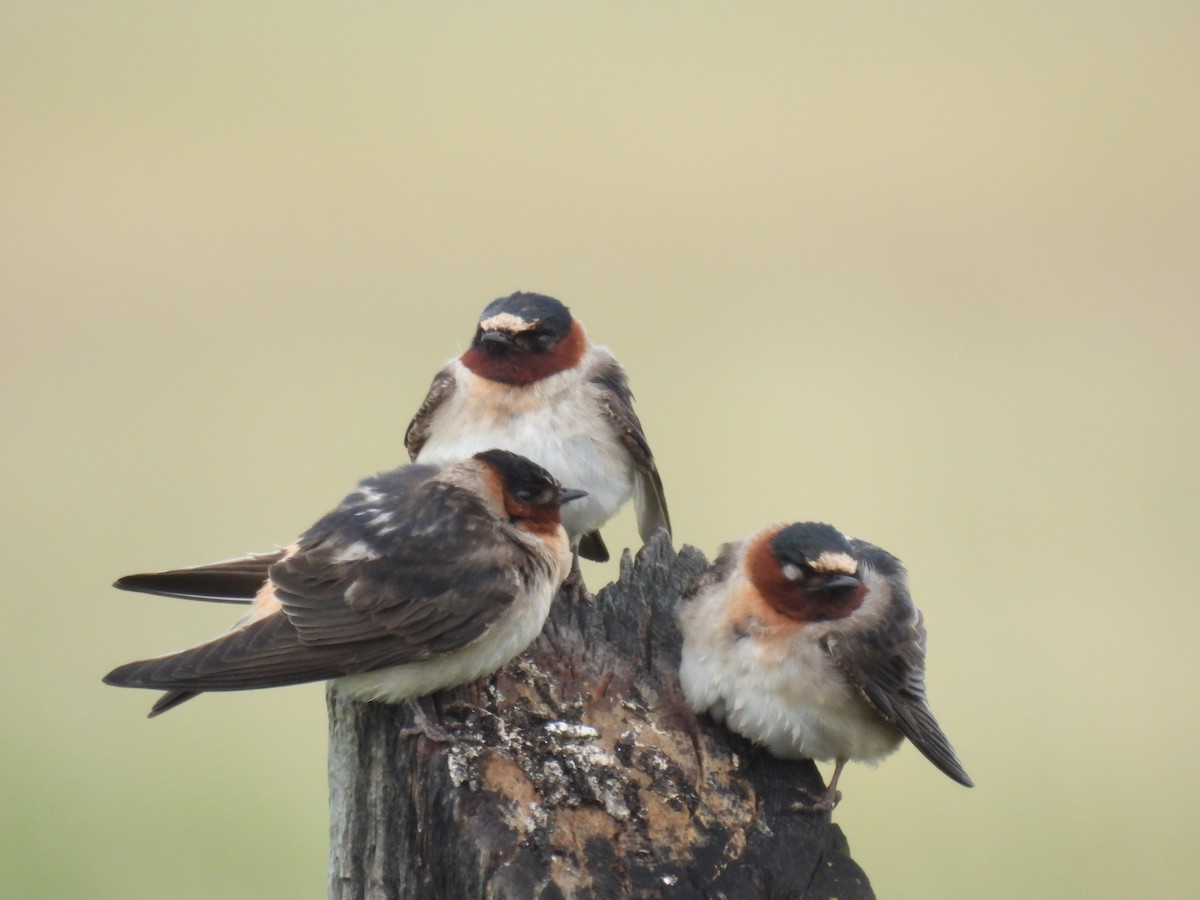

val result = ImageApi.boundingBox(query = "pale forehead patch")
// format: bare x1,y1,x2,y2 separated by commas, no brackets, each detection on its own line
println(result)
810,551,858,574
479,312,532,332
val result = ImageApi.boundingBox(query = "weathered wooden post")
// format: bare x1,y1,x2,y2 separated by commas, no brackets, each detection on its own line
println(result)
328,533,874,899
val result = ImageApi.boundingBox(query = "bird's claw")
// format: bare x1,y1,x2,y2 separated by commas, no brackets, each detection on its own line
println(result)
400,697,457,743
560,555,594,604
788,787,842,814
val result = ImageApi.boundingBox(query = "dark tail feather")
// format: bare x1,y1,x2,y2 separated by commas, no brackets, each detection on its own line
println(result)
114,572,256,604
104,663,201,717
148,690,200,717
113,551,286,603
578,530,609,563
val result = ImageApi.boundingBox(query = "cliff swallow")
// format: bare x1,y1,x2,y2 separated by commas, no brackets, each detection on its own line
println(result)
104,450,586,717
678,522,972,810
405,292,670,579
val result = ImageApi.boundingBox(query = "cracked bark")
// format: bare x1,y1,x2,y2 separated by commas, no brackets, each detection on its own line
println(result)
328,532,875,900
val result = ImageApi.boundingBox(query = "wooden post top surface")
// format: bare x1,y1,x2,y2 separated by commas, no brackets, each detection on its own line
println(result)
328,532,875,900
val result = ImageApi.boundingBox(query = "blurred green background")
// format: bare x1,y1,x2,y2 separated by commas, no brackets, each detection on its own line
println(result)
3,3,1197,898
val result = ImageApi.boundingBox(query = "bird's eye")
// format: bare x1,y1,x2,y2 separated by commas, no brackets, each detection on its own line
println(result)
513,488,535,503
781,563,803,582
535,331,556,348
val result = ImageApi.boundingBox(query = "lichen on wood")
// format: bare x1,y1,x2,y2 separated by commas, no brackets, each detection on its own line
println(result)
328,532,874,899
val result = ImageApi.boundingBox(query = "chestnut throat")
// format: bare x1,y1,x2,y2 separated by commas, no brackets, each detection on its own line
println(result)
746,533,867,623
460,320,587,386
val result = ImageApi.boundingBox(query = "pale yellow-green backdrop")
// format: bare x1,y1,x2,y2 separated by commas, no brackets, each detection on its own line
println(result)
3,3,1197,898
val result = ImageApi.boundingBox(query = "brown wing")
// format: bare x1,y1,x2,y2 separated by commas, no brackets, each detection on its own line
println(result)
823,541,973,787
269,480,524,665
113,550,287,603
588,356,671,543
104,466,531,697
404,368,457,460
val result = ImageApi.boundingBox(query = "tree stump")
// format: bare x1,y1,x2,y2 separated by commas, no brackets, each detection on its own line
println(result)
327,532,874,899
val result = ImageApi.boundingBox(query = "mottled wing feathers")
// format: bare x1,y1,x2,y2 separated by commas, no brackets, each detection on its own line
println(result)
824,541,973,787
105,466,530,696
588,357,671,543
113,550,286,603
404,368,457,460
271,478,521,661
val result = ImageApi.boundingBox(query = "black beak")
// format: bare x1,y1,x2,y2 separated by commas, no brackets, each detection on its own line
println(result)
809,573,862,593
479,330,517,354
556,488,588,506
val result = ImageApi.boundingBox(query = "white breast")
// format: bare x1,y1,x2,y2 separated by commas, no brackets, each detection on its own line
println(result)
415,359,634,537
678,574,902,764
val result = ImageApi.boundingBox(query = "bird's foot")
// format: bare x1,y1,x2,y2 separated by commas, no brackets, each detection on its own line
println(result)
789,758,846,813
788,786,842,814
400,697,457,743
560,556,594,604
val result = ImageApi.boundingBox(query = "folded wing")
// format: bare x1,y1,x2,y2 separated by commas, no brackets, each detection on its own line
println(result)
104,468,529,700
824,541,973,787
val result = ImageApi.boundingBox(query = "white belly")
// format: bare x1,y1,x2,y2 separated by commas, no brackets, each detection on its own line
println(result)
333,561,562,702
679,585,902,764
415,367,634,537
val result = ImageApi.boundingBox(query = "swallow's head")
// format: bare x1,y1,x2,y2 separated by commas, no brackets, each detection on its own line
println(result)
474,449,587,533
747,522,868,623
461,292,587,385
